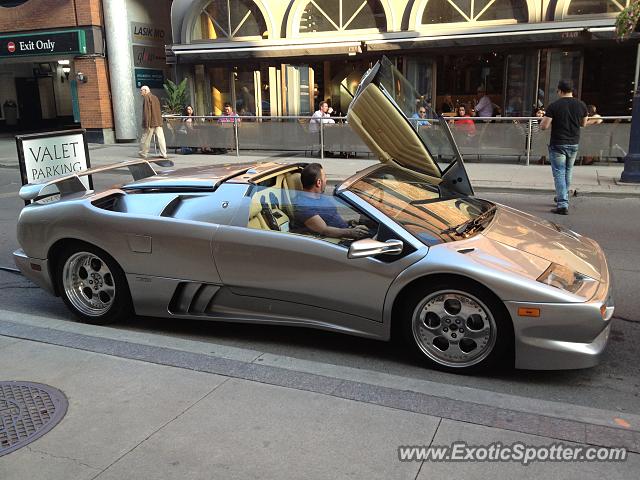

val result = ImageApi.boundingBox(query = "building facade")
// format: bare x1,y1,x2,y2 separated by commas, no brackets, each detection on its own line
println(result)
0,0,172,142
168,0,640,119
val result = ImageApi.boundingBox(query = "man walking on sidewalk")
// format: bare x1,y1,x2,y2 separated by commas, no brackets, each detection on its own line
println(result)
139,85,167,159
540,80,588,215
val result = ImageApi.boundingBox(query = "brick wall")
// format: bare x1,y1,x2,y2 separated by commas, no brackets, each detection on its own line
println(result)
75,57,113,129
75,0,103,27
0,0,102,32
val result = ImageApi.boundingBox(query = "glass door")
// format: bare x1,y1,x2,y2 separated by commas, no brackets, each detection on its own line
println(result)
282,65,313,116
504,52,539,116
405,57,436,109
546,50,583,105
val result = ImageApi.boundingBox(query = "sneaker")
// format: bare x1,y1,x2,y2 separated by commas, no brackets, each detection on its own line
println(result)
138,153,148,159
550,207,568,215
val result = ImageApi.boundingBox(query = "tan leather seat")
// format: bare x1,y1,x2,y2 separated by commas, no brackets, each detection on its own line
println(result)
247,187,290,231
284,172,303,191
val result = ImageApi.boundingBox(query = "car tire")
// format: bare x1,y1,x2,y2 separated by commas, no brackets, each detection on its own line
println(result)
400,279,512,373
56,242,132,325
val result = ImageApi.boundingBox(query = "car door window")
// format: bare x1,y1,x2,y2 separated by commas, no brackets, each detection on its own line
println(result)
246,183,378,246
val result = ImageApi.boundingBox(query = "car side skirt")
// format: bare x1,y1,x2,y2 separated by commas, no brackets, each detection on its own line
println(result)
127,275,388,340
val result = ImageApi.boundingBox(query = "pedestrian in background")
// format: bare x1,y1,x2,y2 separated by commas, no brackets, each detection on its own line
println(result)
540,80,588,215
411,107,431,127
441,94,454,115
309,100,335,133
475,86,494,118
177,104,196,155
139,85,167,159
586,104,603,126
582,105,604,165
218,103,240,124
450,105,476,137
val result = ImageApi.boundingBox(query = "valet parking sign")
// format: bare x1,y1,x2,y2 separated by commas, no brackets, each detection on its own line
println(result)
16,130,92,200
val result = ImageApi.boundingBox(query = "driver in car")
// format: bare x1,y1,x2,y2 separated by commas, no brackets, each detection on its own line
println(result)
295,163,369,240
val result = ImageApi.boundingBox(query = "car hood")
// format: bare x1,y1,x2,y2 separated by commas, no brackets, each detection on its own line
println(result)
483,205,603,281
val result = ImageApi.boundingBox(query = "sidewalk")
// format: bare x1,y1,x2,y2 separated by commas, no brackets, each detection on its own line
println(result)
1,309,639,479
1,139,639,198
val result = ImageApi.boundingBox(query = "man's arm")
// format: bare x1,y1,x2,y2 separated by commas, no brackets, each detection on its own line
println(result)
540,116,552,130
580,116,589,127
304,215,368,239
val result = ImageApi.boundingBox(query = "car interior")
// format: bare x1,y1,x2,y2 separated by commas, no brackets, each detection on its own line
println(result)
246,166,376,246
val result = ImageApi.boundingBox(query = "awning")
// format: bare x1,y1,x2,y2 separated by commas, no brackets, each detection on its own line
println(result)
168,19,633,63
366,20,621,51
169,40,363,62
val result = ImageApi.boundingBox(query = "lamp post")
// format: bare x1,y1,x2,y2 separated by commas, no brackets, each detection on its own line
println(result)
617,1,640,182
621,89,640,183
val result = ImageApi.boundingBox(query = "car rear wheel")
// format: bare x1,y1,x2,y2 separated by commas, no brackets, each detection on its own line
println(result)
401,280,512,373
57,243,132,325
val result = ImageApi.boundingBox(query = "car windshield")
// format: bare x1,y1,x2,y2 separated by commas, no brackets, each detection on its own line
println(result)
375,57,458,162
347,165,494,246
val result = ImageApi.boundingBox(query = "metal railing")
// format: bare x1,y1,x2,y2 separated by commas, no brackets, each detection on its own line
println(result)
163,115,632,165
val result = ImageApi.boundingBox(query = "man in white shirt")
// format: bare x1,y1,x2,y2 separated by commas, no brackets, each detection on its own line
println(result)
475,86,494,118
309,101,335,133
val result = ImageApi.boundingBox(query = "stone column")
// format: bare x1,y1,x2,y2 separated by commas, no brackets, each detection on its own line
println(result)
103,0,138,141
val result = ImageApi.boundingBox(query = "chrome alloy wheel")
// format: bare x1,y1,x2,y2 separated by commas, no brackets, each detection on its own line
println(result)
62,252,115,317
412,290,497,368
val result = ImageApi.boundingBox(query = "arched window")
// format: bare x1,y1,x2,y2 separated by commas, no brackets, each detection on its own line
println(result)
298,0,387,34
421,0,528,25
192,0,268,41
566,0,629,16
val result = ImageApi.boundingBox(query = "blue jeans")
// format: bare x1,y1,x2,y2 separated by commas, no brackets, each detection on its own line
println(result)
548,144,579,209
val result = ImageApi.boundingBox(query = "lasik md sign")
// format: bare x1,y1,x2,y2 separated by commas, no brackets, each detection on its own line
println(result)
16,130,92,193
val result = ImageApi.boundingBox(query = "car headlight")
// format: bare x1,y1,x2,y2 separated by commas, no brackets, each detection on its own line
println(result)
537,263,598,294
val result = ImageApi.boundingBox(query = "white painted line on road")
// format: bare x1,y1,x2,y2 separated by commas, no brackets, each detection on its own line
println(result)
0,191,17,199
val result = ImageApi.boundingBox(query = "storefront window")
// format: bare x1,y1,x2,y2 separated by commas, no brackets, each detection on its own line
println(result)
546,50,582,105
405,57,435,108
421,0,528,24
298,0,387,33
567,0,629,16
193,0,268,41
435,53,505,115
209,67,232,115
504,52,539,116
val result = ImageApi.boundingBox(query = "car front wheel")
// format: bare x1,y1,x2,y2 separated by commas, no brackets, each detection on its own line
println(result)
57,243,132,325
402,280,512,373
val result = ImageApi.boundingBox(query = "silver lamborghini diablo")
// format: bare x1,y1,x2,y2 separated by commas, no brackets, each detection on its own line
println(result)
14,58,613,373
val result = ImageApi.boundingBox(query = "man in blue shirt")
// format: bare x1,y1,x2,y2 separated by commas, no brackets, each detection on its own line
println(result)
294,163,369,239
411,107,431,127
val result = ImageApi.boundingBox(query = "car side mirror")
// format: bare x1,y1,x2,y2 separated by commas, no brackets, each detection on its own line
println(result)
348,238,403,259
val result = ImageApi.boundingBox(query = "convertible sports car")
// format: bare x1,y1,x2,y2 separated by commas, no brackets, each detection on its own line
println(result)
15,58,613,373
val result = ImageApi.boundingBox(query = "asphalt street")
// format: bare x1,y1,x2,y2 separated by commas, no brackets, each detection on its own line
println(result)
0,164,638,416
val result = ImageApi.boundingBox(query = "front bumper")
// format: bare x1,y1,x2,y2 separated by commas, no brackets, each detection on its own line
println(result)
13,249,56,296
508,238,613,370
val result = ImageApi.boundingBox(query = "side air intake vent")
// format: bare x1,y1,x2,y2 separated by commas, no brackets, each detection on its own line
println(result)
169,282,221,314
